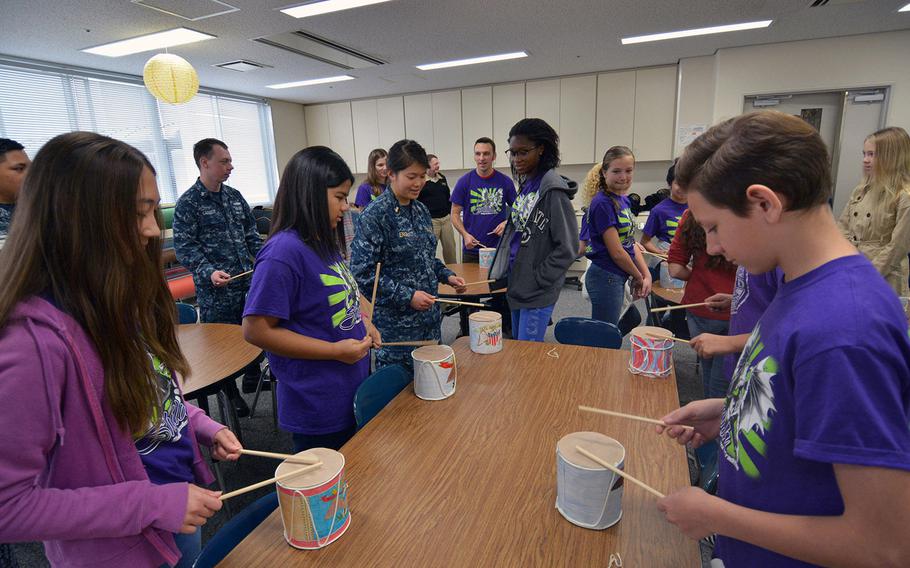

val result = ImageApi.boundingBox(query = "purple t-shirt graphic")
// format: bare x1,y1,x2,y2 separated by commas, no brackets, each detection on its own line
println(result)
583,192,635,276
244,230,370,434
643,198,687,246
355,182,382,209
716,254,910,567
451,170,516,250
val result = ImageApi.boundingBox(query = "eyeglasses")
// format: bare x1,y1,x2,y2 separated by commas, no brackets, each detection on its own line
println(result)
506,145,538,159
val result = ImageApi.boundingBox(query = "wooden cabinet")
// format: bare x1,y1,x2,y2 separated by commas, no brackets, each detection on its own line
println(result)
525,79,560,132
559,75,597,164
376,97,405,151
404,93,434,153
632,66,677,161
461,86,493,169
351,99,380,173
304,104,330,148
304,103,356,170
595,70,636,160
492,83,525,168
431,90,463,167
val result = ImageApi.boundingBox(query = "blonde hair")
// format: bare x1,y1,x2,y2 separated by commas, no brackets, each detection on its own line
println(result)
865,127,910,200
581,163,602,205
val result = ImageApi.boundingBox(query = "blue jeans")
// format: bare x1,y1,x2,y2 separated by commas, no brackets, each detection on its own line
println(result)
511,305,555,342
585,263,627,326
170,529,202,568
687,314,730,399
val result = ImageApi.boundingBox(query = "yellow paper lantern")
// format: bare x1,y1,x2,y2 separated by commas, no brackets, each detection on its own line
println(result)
143,53,199,104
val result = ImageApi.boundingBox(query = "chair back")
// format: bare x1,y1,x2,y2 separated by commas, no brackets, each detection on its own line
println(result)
193,492,278,568
554,317,622,349
176,302,198,324
353,364,411,429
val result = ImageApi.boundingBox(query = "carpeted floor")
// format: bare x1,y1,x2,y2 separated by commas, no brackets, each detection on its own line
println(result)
8,285,713,568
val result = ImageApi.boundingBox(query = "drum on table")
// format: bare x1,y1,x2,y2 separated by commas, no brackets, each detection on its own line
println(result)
411,345,457,400
628,326,674,378
469,310,503,354
276,448,350,550
478,247,496,269
556,432,625,530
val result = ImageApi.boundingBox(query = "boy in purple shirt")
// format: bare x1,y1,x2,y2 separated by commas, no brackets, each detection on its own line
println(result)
657,111,910,567
451,137,516,261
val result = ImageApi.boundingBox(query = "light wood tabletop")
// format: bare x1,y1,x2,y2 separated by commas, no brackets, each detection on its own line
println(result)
176,323,262,397
651,283,685,305
218,337,699,567
438,262,505,296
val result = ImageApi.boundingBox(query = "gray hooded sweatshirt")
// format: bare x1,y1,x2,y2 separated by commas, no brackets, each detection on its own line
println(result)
489,169,578,309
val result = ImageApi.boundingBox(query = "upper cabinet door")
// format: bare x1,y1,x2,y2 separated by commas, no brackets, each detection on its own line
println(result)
304,104,331,148
559,75,597,165
376,96,405,151
461,86,493,169
326,102,356,171
351,99,380,174
595,70,636,160
633,66,677,161
525,79,561,132
492,83,525,169
404,93,435,153
432,90,463,169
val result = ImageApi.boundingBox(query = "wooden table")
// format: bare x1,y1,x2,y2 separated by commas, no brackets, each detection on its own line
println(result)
651,283,685,305
219,338,699,567
438,262,505,296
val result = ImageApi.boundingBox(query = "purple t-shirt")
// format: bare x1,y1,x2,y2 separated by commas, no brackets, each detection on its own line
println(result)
583,192,635,276
355,182,382,209
135,354,195,485
723,266,782,379
642,197,687,245
716,254,910,567
243,230,370,434
451,170,517,250
509,175,542,265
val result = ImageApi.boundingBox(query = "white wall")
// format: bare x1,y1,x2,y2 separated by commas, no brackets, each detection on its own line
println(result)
711,30,910,129
269,98,307,175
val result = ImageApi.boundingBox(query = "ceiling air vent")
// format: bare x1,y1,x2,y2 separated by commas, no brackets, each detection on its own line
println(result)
132,0,239,21
214,59,271,72
254,30,386,70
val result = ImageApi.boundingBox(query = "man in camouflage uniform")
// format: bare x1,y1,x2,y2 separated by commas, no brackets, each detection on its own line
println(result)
0,138,30,251
173,138,263,413
351,188,458,373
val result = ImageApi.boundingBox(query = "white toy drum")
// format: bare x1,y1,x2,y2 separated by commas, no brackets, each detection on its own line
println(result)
659,261,685,289
411,345,457,400
469,311,503,354
629,326,674,377
556,432,625,530
478,247,496,269
276,448,349,550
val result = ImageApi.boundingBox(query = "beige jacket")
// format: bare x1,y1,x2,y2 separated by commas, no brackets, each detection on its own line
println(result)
838,182,910,296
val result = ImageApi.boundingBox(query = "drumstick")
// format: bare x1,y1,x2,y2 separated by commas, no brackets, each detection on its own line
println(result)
576,445,665,499
643,250,668,259
433,298,485,308
382,340,438,347
578,405,694,430
370,263,381,314
649,301,709,313
461,279,495,286
643,332,690,344
239,449,319,465
227,269,253,282
220,461,323,501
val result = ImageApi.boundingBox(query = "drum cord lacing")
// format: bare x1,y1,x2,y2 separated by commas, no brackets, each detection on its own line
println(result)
292,477,344,548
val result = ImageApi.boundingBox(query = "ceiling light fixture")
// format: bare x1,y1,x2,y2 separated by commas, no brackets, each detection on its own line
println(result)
280,0,394,18
621,20,772,45
82,27,216,57
899,3,910,12
416,51,528,71
266,75,355,89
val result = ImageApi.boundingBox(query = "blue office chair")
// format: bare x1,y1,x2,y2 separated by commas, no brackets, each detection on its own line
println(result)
193,492,278,568
353,364,411,429
553,317,622,349
176,302,198,324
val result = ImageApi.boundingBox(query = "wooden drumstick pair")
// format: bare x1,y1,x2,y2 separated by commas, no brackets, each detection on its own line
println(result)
221,450,323,501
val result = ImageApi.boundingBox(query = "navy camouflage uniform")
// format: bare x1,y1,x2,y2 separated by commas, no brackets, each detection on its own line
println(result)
173,179,263,323
351,190,454,372
0,203,14,249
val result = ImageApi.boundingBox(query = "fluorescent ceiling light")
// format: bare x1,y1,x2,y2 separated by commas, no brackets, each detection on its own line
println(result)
900,3,910,12
82,27,216,57
281,0,393,18
622,20,772,45
266,75,355,89
417,51,528,71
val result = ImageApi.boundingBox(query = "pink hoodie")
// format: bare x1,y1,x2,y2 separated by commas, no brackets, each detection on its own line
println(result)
0,296,222,567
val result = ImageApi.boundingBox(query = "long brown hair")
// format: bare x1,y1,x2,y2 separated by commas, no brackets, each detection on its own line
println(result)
365,148,388,195
865,126,910,199
0,132,189,435
677,211,736,271
596,146,635,212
